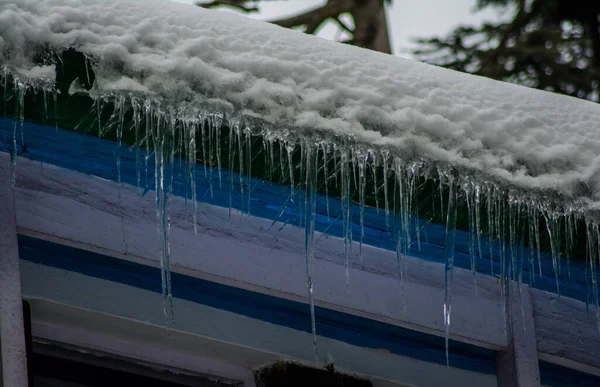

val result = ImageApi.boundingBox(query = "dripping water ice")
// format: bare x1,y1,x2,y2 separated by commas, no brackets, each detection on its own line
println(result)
3,70,600,368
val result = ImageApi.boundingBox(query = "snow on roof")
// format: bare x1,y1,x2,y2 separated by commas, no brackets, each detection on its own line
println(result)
2,0,600,202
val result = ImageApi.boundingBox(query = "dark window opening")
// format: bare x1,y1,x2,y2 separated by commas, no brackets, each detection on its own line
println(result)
255,361,372,387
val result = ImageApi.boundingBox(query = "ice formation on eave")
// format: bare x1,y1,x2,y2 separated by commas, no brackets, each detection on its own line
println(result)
2,0,600,202
2,0,600,367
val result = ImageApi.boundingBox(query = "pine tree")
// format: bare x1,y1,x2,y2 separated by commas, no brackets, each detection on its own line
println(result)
413,0,600,101
197,0,392,54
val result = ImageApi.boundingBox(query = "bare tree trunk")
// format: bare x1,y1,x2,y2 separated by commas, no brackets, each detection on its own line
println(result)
350,0,391,54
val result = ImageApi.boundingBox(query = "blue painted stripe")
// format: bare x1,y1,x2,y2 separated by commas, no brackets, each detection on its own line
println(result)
18,234,497,375
1,118,595,303
539,360,600,387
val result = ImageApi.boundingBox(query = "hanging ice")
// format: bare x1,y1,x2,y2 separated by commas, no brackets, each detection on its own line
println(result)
2,0,600,369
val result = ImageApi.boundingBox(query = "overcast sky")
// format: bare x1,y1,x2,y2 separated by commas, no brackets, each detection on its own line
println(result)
172,0,506,58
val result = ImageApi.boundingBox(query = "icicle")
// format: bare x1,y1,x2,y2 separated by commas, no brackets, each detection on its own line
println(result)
410,163,421,253
438,166,445,218
132,99,141,190
208,116,215,198
189,121,198,233
396,160,411,255
357,150,366,257
144,100,153,193
298,142,307,226
395,160,405,254
393,162,408,314
268,135,275,182
287,143,295,201
463,181,478,293
334,145,339,190
544,212,561,294
262,134,268,182
207,118,214,199
237,123,244,197
182,121,190,211
84,56,92,87
527,205,536,285
533,206,542,276
474,184,483,276
95,96,103,137
200,118,208,178
278,140,285,185
116,96,125,184
166,113,176,323
9,79,27,186
178,118,184,171
497,188,508,341
382,150,390,231
443,174,458,367
486,184,495,276
228,120,235,221
153,111,174,325
351,146,358,192
2,68,7,119
340,148,351,290
304,144,319,365
517,201,527,332
52,87,58,130
215,114,223,190
371,150,380,215
565,210,574,280
321,143,330,218
10,103,16,186
43,88,49,127
508,193,517,285
245,126,252,217
19,83,25,149
10,81,19,186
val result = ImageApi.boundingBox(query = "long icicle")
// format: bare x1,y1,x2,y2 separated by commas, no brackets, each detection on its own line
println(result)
382,150,390,231
340,148,351,290
153,108,173,325
304,143,319,365
322,142,330,218
358,150,366,258
132,99,141,190
443,174,458,367
116,96,125,184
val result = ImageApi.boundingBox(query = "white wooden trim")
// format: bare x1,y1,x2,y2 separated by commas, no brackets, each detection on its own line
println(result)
531,287,600,373
496,284,540,386
29,299,256,387
8,155,600,383
0,153,28,387
13,156,506,350
21,273,496,387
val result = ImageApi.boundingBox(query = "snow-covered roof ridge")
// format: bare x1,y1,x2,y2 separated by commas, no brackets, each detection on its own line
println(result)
2,0,600,201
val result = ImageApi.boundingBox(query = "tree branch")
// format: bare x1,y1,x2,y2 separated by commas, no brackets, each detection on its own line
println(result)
332,16,353,34
196,0,259,13
269,0,351,29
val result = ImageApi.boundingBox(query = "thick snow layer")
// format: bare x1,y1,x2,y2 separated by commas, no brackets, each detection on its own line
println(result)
2,0,600,200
